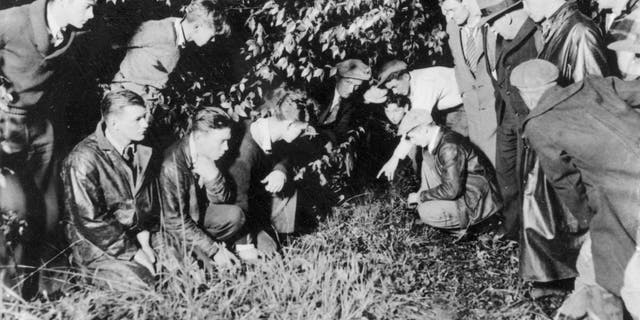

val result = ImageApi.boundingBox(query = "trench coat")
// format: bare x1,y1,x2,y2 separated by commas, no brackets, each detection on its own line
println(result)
523,77,640,295
62,123,160,288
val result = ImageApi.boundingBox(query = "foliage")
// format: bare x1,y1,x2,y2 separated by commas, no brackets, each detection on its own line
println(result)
1,186,564,319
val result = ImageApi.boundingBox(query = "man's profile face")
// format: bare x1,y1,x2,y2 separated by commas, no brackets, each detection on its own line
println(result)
442,0,471,26
616,51,640,80
63,0,95,29
384,75,410,96
336,77,363,99
198,127,231,160
192,23,217,47
281,121,306,143
384,102,407,125
488,14,516,40
112,104,149,143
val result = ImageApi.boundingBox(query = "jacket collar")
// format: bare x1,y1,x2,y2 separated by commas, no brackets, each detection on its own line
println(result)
28,0,76,59
522,81,583,129
499,18,538,60
94,122,154,191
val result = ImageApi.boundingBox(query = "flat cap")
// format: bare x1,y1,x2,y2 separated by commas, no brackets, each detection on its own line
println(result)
336,59,372,81
608,37,640,54
378,60,408,85
397,109,432,136
478,0,522,25
510,59,559,89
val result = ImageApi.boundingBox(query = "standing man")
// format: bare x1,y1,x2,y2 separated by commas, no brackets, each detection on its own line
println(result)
513,59,640,319
158,107,250,264
111,0,230,147
0,0,96,293
63,91,160,290
523,0,610,84
366,60,464,181
442,0,498,165
480,0,540,241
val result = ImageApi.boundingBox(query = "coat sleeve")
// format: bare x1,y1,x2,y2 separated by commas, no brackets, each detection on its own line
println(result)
527,129,593,229
62,155,137,251
228,143,257,213
419,143,466,202
568,24,610,83
158,153,220,257
610,77,640,108
202,169,231,204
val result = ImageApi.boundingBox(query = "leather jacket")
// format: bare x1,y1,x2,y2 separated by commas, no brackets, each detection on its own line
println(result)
158,136,230,258
539,0,610,85
63,123,160,263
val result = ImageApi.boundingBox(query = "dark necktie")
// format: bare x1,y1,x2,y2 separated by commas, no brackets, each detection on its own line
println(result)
123,144,137,184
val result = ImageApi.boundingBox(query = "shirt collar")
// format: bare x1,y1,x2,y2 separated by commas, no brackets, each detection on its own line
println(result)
330,89,341,110
104,128,131,156
188,132,198,166
46,8,65,46
174,19,187,48
427,126,442,154
250,118,272,154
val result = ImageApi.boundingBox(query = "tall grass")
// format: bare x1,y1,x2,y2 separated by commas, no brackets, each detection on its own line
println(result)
1,189,562,319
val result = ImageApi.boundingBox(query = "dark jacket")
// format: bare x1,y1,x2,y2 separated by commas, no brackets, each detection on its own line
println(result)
0,0,78,112
538,0,610,86
158,136,230,257
493,18,540,124
63,123,159,263
222,121,291,221
523,77,640,295
313,80,359,145
419,128,501,227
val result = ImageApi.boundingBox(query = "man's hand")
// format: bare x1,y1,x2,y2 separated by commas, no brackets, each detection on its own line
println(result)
407,192,420,206
261,170,287,193
192,155,220,185
213,246,240,268
324,141,334,153
377,158,399,181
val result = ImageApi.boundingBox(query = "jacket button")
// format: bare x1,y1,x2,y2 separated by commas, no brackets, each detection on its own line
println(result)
506,90,511,96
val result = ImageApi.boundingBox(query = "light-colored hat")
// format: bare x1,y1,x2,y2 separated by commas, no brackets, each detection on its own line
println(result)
608,37,640,54
397,109,432,136
510,59,559,89
336,59,372,81
478,0,522,25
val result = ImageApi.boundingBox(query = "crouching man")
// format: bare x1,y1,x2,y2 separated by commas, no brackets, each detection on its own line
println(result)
401,109,501,231
63,90,160,290
158,107,245,265
224,112,314,252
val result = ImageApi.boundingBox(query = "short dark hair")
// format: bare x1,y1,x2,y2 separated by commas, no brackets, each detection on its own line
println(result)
185,0,231,37
386,94,411,108
384,69,410,84
190,107,233,133
100,90,145,120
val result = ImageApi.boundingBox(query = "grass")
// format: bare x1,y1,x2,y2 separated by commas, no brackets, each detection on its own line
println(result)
0,184,567,320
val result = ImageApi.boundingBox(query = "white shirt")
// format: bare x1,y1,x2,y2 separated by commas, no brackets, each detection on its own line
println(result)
189,133,198,166
46,9,66,47
174,19,187,48
250,118,272,154
104,129,129,156
427,126,442,154
323,89,342,125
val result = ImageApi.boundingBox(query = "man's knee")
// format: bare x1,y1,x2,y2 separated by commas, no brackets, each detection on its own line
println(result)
417,200,463,229
205,204,246,241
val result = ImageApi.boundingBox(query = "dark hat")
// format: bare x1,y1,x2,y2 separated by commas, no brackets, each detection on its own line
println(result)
397,109,432,136
478,0,522,25
336,59,372,81
377,60,409,85
510,59,559,90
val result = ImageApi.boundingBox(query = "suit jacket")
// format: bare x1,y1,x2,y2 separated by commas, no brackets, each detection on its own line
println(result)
316,91,358,145
492,18,540,125
0,0,78,111
446,21,496,114
523,77,640,294
158,136,230,257
63,123,159,263
538,0,610,85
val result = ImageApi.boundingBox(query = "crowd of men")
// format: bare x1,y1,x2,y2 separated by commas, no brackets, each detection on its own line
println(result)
0,0,639,318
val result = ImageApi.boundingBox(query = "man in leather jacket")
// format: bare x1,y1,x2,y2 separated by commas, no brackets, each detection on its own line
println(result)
63,91,161,290
158,107,248,264
403,109,501,231
523,0,610,85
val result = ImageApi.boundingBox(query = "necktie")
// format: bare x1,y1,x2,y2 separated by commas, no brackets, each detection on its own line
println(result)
123,145,137,184
464,29,480,73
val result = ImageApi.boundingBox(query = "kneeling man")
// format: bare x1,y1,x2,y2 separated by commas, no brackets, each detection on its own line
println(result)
63,90,160,290
159,107,245,264
402,110,501,230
